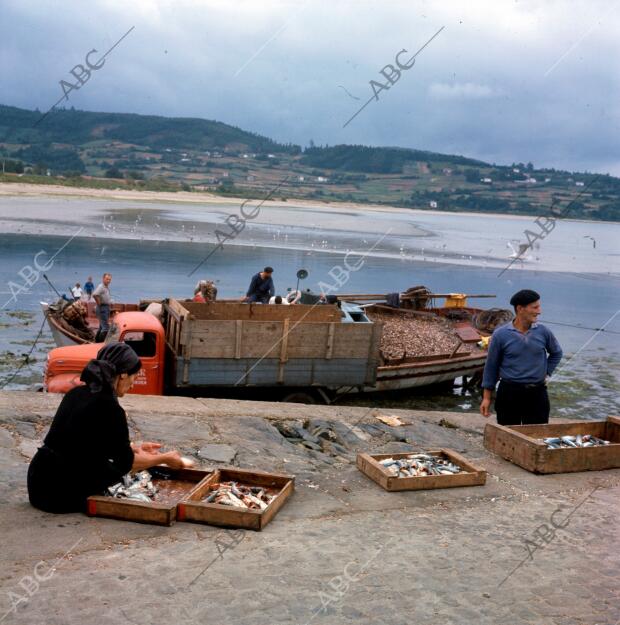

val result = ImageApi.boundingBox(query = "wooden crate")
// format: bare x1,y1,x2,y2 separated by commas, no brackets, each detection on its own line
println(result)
484,416,620,474
86,467,211,526
177,468,294,531
356,449,487,492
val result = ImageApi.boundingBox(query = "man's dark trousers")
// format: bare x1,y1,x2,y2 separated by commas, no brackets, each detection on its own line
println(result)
96,303,110,342
494,379,550,425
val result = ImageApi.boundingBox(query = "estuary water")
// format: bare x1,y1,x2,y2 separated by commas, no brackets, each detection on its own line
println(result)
0,194,618,419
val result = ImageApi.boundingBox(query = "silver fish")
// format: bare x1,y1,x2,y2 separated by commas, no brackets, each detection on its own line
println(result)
218,492,246,508
380,454,463,478
203,481,276,510
543,434,611,449
590,436,610,445
108,482,124,496
125,492,152,503
379,458,399,467
108,471,159,502
245,493,268,510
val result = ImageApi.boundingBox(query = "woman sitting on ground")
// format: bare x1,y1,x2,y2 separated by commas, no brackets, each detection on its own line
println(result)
27,343,190,513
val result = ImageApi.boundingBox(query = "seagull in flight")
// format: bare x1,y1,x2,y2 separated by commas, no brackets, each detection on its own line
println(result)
507,241,532,261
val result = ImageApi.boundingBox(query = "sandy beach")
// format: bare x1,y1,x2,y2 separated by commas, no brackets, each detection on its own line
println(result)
0,182,442,269
0,180,562,225
1,182,618,274
0,182,431,241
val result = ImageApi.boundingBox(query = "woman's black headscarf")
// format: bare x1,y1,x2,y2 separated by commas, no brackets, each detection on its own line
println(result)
80,342,142,394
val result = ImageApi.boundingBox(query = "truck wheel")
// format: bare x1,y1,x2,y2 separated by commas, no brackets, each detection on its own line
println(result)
281,391,317,404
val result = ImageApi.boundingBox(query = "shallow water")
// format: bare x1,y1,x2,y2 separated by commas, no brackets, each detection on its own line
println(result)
0,215,618,419
1,194,619,275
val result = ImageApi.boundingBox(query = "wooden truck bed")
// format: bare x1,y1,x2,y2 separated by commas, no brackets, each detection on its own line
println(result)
163,299,382,389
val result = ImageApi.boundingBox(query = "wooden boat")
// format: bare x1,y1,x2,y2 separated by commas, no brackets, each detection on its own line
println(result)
41,299,145,347
363,302,492,392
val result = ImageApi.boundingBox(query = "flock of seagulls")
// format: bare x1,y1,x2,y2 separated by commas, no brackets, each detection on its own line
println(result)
99,212,200,244
91,211,600,269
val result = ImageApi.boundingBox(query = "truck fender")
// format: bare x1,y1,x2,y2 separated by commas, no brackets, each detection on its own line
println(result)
46,373,84,394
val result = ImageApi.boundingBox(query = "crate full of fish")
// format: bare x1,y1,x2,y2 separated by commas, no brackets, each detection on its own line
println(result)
484,416,620,474
177,468,294,530
87,467,211,526
356,449,486,492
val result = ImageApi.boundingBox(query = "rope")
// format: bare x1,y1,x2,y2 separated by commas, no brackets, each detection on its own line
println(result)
541,319,620,335
473,308,514,334
0,311,49,390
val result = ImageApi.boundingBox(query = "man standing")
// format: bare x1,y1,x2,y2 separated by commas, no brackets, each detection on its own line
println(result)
480,289,563,425
242,267,275,304
93,273,112,341
84,276,95,300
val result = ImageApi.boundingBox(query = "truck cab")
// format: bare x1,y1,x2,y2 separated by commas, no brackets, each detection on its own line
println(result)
45,312,166,395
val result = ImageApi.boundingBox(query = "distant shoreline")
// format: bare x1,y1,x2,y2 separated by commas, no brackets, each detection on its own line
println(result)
0,181,613,225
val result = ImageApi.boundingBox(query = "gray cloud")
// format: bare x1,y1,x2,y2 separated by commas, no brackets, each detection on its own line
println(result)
1,0,618,173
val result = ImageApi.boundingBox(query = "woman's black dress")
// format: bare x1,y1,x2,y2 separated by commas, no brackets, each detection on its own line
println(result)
27,383,134,513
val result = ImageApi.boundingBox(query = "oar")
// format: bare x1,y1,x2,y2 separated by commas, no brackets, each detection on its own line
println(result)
42,274,63,299
337,293,496,300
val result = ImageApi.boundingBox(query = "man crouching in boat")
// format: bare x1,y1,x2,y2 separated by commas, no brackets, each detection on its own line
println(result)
27,343,191,513
480,289,563,425
242,266,275,304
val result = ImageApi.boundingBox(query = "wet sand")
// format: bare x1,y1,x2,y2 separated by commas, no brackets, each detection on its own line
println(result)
0,182,429,237
1,182,618,275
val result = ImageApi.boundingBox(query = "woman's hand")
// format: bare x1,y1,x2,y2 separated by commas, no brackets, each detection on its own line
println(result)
131,447,164,471
131,443,193,471
160,451,195,469
131,449,186,471
153,451,183,470
131,441,162,454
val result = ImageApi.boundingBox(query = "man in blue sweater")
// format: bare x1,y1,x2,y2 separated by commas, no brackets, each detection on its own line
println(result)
242,267,275,303
480,289,563,425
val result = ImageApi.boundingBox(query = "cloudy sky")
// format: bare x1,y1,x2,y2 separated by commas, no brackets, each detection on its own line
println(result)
2,0,619,174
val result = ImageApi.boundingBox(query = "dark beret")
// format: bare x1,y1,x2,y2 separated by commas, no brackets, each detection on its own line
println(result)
509,289,540,308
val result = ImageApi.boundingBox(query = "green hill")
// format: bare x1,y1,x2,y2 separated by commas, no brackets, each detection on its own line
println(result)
0,104,618,221
0,104,299,154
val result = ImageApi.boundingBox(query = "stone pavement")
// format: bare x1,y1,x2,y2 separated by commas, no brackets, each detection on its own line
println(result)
0,391,619,625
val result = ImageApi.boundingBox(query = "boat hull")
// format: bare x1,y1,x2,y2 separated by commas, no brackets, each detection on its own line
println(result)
370,353,487,391
41,302,87,347
41,301,147,347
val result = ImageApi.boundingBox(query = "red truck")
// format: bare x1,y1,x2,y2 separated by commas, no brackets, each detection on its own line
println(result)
44,299,486,402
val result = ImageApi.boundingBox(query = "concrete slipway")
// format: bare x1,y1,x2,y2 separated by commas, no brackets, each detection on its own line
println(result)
0,391,618,625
